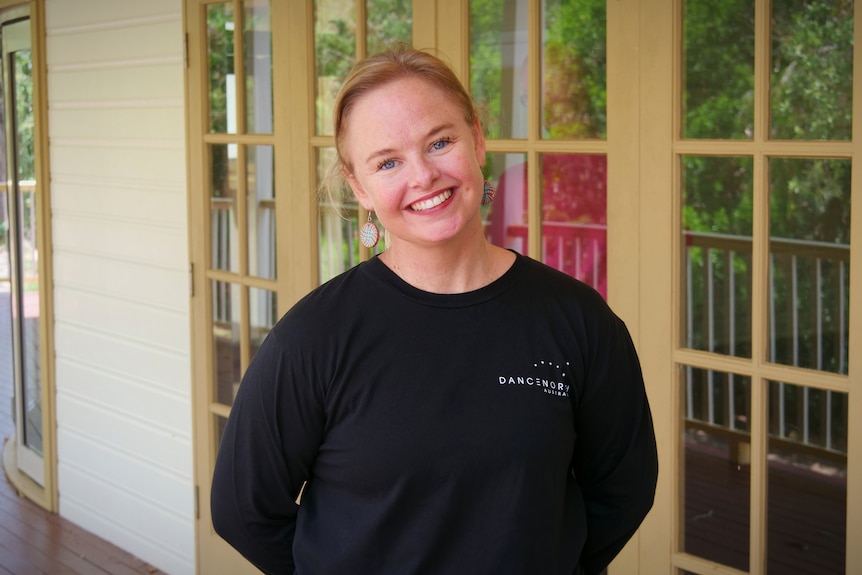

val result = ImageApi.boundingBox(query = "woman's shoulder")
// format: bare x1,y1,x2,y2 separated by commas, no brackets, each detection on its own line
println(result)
515,254,606,304
271,260,382,335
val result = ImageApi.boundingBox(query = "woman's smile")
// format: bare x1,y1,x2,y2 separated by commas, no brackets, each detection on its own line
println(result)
409,188,453,212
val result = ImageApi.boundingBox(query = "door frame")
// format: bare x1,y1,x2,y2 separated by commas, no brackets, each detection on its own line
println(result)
186,0,316,572
0,0,57,514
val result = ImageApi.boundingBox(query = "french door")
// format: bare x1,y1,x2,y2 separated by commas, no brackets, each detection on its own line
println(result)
0,7,48,492
638,1,861,574
184,1,638,572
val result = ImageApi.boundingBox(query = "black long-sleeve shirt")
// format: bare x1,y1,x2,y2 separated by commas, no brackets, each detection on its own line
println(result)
212,253,657,575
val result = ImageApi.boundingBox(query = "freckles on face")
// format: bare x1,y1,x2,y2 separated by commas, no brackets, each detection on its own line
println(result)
338,77,489,248
340,77,485,209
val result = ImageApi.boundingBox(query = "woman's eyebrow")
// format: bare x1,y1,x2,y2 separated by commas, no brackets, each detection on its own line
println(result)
362,123,457,166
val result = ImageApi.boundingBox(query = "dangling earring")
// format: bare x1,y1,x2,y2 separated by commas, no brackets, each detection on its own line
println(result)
359,212,380,248
482,179,496,206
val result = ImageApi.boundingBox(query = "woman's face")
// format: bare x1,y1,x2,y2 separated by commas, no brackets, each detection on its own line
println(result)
342,76,486,250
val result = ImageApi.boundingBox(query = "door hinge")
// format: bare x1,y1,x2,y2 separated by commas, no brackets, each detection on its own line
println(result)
195,484,200,519
189,263,194,297
184,33,189,68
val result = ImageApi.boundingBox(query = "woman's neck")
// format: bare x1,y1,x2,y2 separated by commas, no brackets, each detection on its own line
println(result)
378,238,515,294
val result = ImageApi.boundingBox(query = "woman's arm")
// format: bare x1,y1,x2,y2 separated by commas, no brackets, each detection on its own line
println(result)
573,312,658,575
211,328,324,574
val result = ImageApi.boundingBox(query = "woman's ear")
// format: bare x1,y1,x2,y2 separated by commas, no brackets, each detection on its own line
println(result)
344,168,374,211
472,119,487,167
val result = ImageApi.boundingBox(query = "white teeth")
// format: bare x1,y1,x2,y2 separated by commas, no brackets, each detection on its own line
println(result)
410,189,452,211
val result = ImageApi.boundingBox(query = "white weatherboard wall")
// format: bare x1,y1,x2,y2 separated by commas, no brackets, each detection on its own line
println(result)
45,1,194,574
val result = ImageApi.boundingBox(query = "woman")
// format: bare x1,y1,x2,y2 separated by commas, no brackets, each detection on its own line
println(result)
211,45,657,575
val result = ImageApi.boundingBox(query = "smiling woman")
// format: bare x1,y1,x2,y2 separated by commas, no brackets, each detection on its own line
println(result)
211,45,657,575
339,76,497,283
329,47,511,293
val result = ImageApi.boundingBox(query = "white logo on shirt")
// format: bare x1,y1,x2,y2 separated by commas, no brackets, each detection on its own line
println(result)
497,360,570,397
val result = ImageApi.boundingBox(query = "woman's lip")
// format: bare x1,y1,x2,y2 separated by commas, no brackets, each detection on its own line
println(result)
409,188,454,212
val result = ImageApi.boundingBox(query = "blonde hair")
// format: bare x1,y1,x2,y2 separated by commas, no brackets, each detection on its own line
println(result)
320,44,478,207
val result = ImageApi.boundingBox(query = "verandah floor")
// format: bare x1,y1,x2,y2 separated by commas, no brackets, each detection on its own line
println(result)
0,289,165,575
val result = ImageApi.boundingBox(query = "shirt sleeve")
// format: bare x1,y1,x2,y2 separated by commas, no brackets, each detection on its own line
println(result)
572,306,658,575
210,326,325,575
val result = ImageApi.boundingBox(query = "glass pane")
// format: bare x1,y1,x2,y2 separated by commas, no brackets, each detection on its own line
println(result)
207,3,236,134
770,0,853,141
315,0,356,136
317,147,371,284
10,46,42,455
210,143,239,273
366,0,412,55
540,153,606,297
682,156,753,358
484,152,527,255
249,287,277,361
682,0,754,139
682,366,751,572
19,191,39,455
14,48,40,455
768,158,850,374
318,200,359,284
767,381,847,573
317,148,352,283
0,57,9,434
244,0,273,134
212,280,241,406
470,0,528,139
541,0,606,139
247,145,275,279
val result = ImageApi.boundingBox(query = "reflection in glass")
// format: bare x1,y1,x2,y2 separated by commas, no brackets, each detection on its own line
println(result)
682,366,751,572
486,153,607,297
317,147,353,283
212,280,242,406
207,3,235,134
249,287,277,361
0,49,9,450
317,148,380,284
540,154,606,295
541,0,606,139
244,0,273,134
247,146,275,279
12,47,41,456
366,0,412,55
469,0,528,139
315,0,356,136
318,200,359,284
682,0,754,139
770,1,853,141
767,381,847,573
769,158,850,374
682,156,753,357
484,152,527,254
210,144,239,273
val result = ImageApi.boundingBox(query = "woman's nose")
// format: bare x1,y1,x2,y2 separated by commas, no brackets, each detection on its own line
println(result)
409,157,439,188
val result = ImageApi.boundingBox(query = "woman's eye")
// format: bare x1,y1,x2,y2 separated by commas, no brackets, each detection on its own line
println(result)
377,158,397,171
430,137,452,151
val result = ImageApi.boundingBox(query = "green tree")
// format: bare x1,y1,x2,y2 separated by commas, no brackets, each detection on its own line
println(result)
682,0,852,375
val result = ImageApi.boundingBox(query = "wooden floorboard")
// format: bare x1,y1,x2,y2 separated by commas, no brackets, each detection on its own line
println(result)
684,439,846,575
